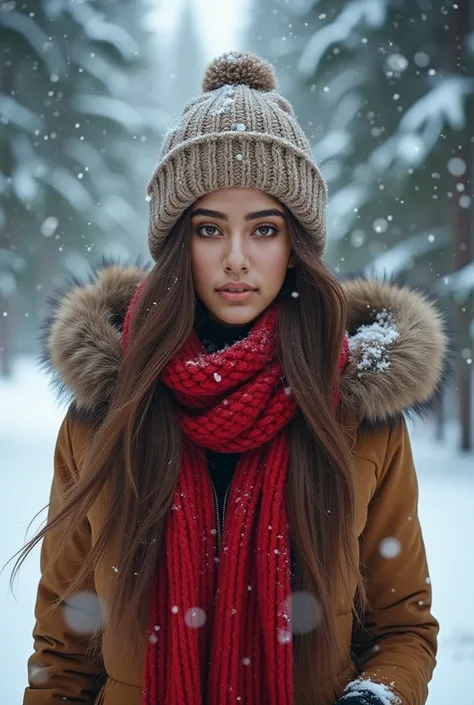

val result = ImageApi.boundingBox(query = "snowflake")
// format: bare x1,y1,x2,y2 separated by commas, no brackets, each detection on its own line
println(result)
278,628,292,644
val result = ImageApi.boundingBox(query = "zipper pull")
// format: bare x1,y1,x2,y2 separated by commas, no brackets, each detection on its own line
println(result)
210,478,222,548
210,479,230,550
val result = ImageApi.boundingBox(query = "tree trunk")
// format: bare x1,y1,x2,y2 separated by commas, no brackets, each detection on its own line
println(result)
433,389,445,443
450,0,473,451
0,40,16,378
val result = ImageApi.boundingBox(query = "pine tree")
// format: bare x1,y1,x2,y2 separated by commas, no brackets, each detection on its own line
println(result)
0,0,167,372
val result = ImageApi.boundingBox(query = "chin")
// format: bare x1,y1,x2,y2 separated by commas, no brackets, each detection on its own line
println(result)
210,303,263,327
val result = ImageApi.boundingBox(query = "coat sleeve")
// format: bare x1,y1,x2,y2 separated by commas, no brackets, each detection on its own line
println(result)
343,417,439,705
23,413,106,704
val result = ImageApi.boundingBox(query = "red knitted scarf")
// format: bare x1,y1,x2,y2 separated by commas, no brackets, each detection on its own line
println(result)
122,285,349,705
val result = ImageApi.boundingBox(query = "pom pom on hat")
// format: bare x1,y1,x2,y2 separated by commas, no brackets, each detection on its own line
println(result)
202,51,278,93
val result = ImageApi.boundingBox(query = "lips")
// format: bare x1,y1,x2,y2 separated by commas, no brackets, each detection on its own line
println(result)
217,284,256,292
217,288,256,302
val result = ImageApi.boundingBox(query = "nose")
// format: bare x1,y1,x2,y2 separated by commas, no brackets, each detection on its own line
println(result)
223,235,250,273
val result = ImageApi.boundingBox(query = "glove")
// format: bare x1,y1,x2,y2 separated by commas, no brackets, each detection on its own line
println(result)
337,693,385,705
336,680,397,705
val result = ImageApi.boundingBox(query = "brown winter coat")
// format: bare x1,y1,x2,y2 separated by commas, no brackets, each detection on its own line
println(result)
24,264,448,705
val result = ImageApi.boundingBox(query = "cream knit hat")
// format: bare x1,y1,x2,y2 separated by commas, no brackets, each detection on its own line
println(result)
146,51,328,261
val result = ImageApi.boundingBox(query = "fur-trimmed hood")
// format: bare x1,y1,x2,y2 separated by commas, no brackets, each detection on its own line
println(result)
40,261,450,428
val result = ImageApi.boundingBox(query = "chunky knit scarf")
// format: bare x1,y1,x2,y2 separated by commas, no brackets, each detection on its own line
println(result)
122,286,349,705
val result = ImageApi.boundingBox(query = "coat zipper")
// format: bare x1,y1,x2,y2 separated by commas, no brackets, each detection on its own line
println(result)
210,479,230,549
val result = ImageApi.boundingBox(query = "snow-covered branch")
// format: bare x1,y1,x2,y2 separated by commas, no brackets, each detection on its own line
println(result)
68,2,139,61
366,227,449,276
368,77,474,173
326,183,371,240
400,76,474,134
43,167,95,212
0,94,43,133
298,0,387,77
72,95,169,133
0,10,66,74
436,262,474,300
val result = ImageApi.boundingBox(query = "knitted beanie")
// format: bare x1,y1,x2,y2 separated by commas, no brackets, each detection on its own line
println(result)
146,50,328,261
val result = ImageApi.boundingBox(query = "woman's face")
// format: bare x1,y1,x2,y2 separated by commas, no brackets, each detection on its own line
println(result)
190,188,294,326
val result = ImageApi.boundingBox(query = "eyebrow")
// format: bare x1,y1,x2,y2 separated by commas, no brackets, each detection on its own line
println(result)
190,208,285,221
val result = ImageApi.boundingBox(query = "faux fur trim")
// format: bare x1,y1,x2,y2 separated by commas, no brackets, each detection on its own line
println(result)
40,261,450,426
339,274,451,426
39,259,150,420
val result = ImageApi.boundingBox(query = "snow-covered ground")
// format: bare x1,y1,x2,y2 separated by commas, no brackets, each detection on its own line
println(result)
1,356,473,705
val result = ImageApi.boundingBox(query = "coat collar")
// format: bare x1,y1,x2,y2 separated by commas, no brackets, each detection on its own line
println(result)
41,260,450,428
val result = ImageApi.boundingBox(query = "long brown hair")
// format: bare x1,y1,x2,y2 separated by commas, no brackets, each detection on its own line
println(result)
9,204,366,703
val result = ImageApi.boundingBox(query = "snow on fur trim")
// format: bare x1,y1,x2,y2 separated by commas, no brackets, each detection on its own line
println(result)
339,273,451,427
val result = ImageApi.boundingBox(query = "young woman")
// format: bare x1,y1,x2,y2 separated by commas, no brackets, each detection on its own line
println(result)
15,51,447,705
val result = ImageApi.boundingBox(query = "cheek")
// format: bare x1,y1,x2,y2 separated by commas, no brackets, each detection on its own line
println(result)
191,243,213,284
257,246,290,278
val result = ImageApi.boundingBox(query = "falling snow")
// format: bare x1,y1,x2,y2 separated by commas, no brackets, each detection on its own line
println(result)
379,537,402,559
28,664,49,685
278,628,292,644
63,591,107,634
40,216,59,237
447,157,467,177
283,591,321,635
184,607,206,628
385,53,408,72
